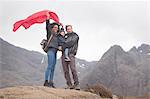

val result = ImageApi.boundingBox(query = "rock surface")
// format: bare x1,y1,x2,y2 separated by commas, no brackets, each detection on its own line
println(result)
0,86,105,99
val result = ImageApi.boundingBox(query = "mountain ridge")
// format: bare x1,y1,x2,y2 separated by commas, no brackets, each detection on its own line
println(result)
81,44,150,96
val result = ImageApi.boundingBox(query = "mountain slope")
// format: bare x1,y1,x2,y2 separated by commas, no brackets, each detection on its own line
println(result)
0,37,96,88
81,45,150,96
0,38,45,88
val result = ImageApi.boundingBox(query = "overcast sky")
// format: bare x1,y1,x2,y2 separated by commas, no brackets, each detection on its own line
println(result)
0,0,150,61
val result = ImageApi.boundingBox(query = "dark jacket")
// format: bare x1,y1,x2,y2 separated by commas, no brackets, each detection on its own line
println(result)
58,34,66,47
63,32,79,55
46,20,59,52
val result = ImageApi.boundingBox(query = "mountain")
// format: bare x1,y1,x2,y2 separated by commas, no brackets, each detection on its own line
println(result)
0,37,97,88
1,37,150,97
80,44,150,96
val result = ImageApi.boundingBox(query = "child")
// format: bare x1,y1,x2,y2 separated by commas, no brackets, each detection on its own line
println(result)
58,28,71,62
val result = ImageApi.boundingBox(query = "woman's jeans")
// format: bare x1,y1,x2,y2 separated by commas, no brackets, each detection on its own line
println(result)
45,49,57,82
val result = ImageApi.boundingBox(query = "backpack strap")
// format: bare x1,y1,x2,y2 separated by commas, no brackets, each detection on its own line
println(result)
43,33,54,53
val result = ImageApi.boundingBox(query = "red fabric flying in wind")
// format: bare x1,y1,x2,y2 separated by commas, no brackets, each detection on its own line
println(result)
13,10,59,32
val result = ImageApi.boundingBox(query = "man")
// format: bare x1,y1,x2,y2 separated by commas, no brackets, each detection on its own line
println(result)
61,25,80,90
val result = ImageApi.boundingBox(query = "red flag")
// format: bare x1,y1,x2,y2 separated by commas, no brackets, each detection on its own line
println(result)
13,10,60,32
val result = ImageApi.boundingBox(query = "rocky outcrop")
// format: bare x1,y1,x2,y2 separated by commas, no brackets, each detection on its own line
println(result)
0,86,105,99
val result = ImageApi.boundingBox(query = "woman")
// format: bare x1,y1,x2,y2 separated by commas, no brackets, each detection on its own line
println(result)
44,12,60,88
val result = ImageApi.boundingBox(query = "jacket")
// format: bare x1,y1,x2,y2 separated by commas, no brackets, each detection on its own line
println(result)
46,19,59,52
63,32,79,55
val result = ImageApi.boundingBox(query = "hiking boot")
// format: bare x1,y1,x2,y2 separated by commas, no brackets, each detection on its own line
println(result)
72,84,80,90
65,85,73,89
65,57,71,62
49,81,56,88
65,86,70,89
43,80,49,87
51,84,56,88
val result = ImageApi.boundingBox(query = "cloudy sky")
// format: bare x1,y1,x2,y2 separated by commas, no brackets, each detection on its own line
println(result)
0,0,150,61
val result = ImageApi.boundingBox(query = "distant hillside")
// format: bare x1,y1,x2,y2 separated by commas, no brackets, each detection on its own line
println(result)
1,37,150,96
81,44,150,96
0,37,96,88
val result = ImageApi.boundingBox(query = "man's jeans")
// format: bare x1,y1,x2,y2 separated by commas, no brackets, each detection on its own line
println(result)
45,49,57,81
